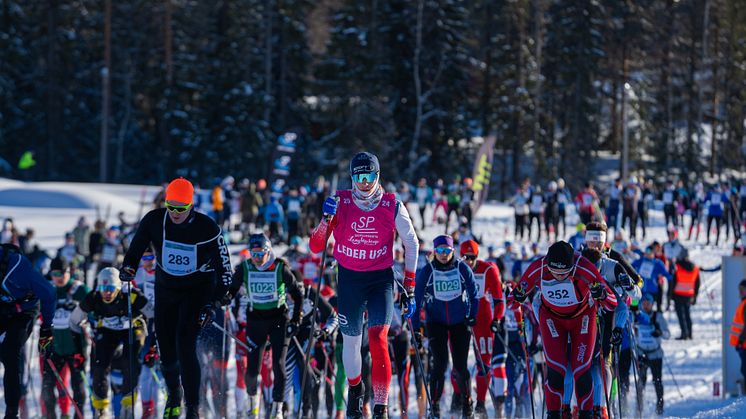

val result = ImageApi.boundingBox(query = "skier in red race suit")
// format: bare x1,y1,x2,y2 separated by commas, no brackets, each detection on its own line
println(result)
456,239,506,416
510,241,616,419
309,152,419,419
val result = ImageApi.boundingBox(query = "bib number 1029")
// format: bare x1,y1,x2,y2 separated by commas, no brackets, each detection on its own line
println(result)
167,254,190,265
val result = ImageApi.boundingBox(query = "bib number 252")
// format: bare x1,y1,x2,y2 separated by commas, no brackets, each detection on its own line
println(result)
546,289,569,300
167,254,190,265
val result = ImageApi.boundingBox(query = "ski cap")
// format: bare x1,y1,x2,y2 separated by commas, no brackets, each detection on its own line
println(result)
97,267,122,291
460,240,479,256
349,152,380,176
641,293,654,303
546,241,574,272
165,177,194,205
433,235,454,248
248,233,271,250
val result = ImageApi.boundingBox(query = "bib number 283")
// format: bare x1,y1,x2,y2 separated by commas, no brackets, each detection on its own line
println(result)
167,254,190,265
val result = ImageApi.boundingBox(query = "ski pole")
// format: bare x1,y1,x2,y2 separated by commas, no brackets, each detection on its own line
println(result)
406,317,436,419
469,327,500,410
626,321,643,419
597,317,612,418
46,358,86,419
517,307,536,419
663,356,685,398
220,308,228,410
613,345,624,419
493,329,525,369
211,320,257,353
126,291,136,419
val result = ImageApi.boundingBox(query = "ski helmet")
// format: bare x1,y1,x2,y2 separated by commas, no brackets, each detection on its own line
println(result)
349,152,380,176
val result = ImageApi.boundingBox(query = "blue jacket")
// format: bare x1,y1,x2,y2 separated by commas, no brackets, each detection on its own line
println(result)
1,247,56,328
414,258,478,329
632,256,670,294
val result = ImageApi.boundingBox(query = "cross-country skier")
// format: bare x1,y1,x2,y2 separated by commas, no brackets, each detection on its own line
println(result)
413,234,478,418
232,233,304,418
120,177,234,418
69,268,148,418
633,293,670,414
0,244,56,419
510,241,617,419
42,258,90,419
309,152,419,419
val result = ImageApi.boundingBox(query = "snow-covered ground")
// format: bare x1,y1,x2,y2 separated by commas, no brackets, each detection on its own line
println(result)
1,179,744,418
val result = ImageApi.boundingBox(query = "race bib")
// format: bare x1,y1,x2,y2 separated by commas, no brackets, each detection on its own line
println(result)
53,308,72,330
102,316,129,330
142,281,155,315
288,200,301,213
711,194,721,205
504,310,518,331
287,299,314,317
101,244,117,263
433,269,462,302
638,262,654,280
663,191,673,204
303,262,318,280
531,195,542,206
162,240,197,275
474,273,486,299
582,194,593,206
541,279,580,307
636,324,657,350
558,193,567,204
247,271,279,304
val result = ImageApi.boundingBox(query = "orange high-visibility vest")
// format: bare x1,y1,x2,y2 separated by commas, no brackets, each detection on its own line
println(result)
673,264,699,297
730,299,746,349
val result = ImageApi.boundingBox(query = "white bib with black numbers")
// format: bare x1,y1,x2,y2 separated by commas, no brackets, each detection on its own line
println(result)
432,267,462,302
162,240,197,275
101,315,130,331
247,271,278,304
474,273,486,299
52,308,72,330
541,279,580,307
638,261,654,280
636,324,657,351
504,309,519,331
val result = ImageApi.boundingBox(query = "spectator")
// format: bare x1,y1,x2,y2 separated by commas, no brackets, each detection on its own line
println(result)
414,178,433,231
669,249,700,340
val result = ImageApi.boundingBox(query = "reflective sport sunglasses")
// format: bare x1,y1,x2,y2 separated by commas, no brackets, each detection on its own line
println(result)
98,284,118,293
141,254,155,261
548,267,572,279
351,172,378,184
434,247,454,255
250,250,268,258
463,255,477,262
50,270,64,277
165,203,192,213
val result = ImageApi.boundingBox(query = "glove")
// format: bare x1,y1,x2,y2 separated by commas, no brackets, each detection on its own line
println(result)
143,345,159,367
413,330,424,348
611,327,623,346
72,353,86,369
511,287,527,304
618,273,633,291
589,283,607,300
691,297,697,306
322,197,338,217
490,319,502,334
465,316,477,327
286,319,300,338
218,293,233,307
198,303,215,329
38,327,54,356
652,329,662,338
120,266,136,282
401,291,417,319
313,326,332,341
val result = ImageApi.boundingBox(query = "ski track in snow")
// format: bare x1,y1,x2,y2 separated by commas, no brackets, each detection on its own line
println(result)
1,180,744,418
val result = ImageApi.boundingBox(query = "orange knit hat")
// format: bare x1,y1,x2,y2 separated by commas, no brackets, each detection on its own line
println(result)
165,178,194,204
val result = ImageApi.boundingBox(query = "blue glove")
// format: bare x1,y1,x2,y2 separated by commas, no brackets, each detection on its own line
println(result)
322,197,337,217
401,293,417,319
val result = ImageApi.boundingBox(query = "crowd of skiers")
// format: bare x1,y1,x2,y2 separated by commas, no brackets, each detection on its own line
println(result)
1,159,741,419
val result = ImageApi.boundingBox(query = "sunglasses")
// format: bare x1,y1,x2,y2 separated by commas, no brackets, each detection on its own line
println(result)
548,267,571,279
142,255,155,261
351,172,378,184
99,285,118,293
165,203,192,213
434,247,454,255
250,250,268,258
50,270,64,277
463,255,477,261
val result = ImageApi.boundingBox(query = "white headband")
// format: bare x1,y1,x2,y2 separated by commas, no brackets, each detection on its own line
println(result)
585,230,606,243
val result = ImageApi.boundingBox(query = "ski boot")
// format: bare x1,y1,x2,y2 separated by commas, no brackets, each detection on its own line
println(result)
591,406,608,419
546,410,562,419
92,396,111,419
495,396,506,418
461,396,474,418
656,399,664,415
163,396,182,419
372,404,388,419
346,382,365,419
269,401,284,419
474,400,487,418
578,410,592,419
247,394,260,419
